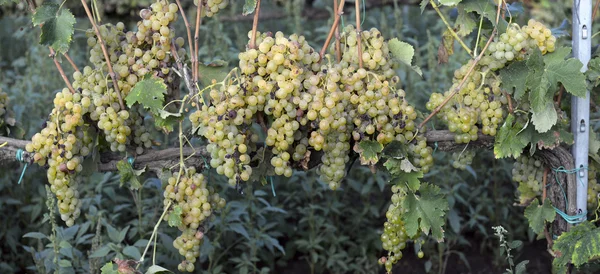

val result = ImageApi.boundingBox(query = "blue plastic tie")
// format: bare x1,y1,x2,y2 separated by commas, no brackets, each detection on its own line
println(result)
270,176,276,197
433,142,438,154
15,149,29,185
127,156,135,165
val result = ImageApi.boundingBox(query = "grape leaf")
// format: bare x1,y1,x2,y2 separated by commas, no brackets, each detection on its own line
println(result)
402,183,448,241
461,0,507,33
552,221,600,272
116,160,144,190
585,57,600,89
493,114,528,159
168,206,183,227
590,130,600,157
242,0,258,16
455,8,477,37
543,47,586,98
524,198,555,234
439,0,462,6
384,158,418,175
388,38,422,76
32,2,75,54
551,19,571,39
500,60,528,99
526,49,555,132
353,141,383,166
126,75,167,113
390,171,423,192
382,140,409,159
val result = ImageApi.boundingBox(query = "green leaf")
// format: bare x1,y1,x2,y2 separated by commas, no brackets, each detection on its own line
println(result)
391,171,424,192
242,0,258,16
461,0,507,33
100,262,118,274
388,38,422,76
198,61,230,88
590,130,600,157
89,245,111,258
531,103,557,133
145,265,173,274
439,0,462,6
22,232,47,240
526,49,555,132
455,8,477,37
126,75,167,113
382,140,409,159
168,206,183,227
122,246,141,260
524,198,555,234
32,2,76,54
402,183,449,241
420,0,428,13
493,114,528,159
586,57,600,89
523,125,573,150
384,158,418,175
500,60,528,99
353,141,383,165
116,160,143,190
0,0,19,6
544,47,586,98
552,221,600,270
515,260,529,274
58,259,72,268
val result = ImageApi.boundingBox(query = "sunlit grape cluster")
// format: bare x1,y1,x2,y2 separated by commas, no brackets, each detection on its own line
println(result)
193,0,228,17
512,155,544,205
426,19,555,144
451,150,475,170
163,167,226,272
190,26,432,190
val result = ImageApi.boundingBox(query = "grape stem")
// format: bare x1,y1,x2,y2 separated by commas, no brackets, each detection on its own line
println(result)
194,0,203,83
23,0,77,94
63,52,80,73
355,0,363,68
174,0,196,83
594,0,600,19
333,0,342,63
319,0,345,60
541,168,555,249
429,0,473,57
418,29,496,128
419,1,503,129
249,0,262,49
80,0,126,110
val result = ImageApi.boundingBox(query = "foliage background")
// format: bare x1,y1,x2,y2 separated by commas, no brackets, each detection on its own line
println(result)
0,0,592,273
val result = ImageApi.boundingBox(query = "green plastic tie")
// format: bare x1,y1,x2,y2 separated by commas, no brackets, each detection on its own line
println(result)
550,166,589,224
127,156,135,165
15,149,29,185
270,176,276,197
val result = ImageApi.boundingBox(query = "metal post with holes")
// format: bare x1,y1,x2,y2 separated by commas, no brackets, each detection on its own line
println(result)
572,0,592,222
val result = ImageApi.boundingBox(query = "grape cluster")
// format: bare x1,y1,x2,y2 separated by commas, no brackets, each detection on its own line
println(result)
193,0,228,17
512,155,544,205
26,0,184,226
379,184,409,273
163,167,226,272
190,26,432,190
451,150,475,170
426,20,555,143
26,88,94,226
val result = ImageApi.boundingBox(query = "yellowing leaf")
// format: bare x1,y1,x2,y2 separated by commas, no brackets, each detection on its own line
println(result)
353,140,383,166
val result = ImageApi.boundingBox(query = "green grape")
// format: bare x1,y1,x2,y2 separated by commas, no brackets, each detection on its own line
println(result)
512,155,544,204
451,150,476,170
163,167,226,272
